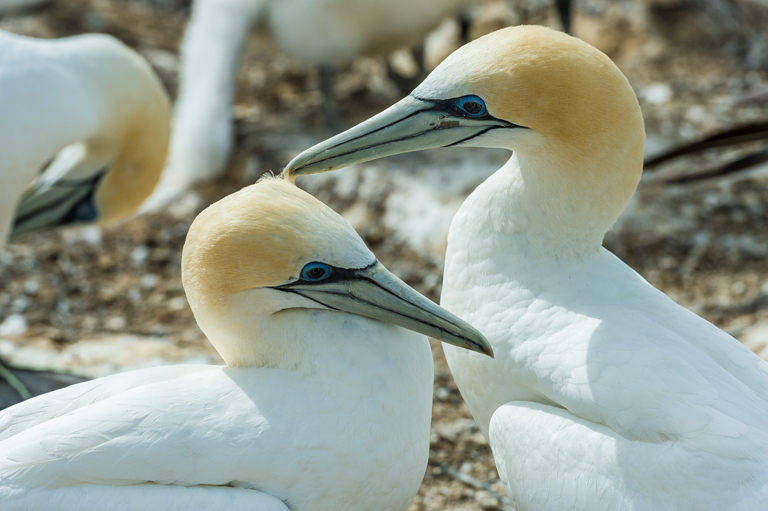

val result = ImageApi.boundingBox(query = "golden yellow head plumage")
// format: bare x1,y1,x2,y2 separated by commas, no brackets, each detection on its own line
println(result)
415,26,644,164
183,176,373,302
181,176,491,368
286,25,645,247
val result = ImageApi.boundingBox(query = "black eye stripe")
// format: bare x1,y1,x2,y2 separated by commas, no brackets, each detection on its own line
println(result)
273,261,379,290
410,94,513,125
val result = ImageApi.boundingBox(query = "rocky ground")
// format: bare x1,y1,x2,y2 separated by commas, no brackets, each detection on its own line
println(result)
1,0,768,509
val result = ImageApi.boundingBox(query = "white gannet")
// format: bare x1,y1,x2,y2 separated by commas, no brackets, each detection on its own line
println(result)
0,30,170,246
152,0,469,206
0,176,492,510
285,25,768,509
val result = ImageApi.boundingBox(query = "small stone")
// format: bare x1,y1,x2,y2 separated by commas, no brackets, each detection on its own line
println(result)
437,418,478,442
79,225,103,246
105,316,127,331
474,490,501,510
127,287,142,304
131,246,150,267
23,278,39,295
140,274,160,289
0,314,27,337
11,296,31,313
169,296,188,311
642,83,672,105
470,432,489,446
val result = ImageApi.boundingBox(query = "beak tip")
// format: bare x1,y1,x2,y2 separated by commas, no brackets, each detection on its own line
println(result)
466,334,494,358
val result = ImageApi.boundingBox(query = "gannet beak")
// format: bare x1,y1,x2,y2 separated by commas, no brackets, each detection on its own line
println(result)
285,95,515,177
10,166,107,240
275,261,493,357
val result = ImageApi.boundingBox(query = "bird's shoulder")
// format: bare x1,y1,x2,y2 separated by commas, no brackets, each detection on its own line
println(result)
0,364,208,441
478,250,768,446
490,401,768,510
544,252,768,446
0,365,353,489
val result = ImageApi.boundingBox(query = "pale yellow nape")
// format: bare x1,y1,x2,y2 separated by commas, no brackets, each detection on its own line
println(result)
420,25,645,244
183,176,372,304
95,109,169,223
92,40,171,224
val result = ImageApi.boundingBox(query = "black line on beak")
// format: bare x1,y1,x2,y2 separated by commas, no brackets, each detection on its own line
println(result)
445,127,498,147
12,167,107,229
290,95,525,174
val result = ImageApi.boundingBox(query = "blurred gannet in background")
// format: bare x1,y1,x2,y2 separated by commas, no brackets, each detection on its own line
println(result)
286,26,768,509
0,30,170,404
0,30,171,246
0,176,492,510
150,0,471,207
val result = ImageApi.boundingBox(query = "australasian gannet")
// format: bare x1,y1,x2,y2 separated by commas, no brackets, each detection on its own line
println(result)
285,25,768,510
0,30,170,246
0,176,492,511
150,0,470,208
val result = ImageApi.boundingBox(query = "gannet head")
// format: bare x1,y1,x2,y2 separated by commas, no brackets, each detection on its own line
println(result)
10,34,170,240
182,176,492,367
285,26,645,245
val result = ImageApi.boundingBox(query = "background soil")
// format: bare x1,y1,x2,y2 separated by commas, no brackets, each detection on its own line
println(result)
2,1,768,509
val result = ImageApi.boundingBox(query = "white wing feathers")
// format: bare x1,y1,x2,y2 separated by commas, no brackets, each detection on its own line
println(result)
0,367,287,490
501,251,768,450
0,365,205,441
490,401,768,511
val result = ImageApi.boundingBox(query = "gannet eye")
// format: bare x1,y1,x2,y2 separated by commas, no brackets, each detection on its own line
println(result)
456,95,487,117
301,262,332,282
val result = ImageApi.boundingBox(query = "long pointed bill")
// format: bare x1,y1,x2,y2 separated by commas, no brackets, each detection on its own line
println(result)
284,95,513,177
275,261,493,358
11,167,106,240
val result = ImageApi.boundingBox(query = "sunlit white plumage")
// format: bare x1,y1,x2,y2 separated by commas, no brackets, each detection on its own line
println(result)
0,177,490,510
149,0,469,207
285,25,768,509
0,30,170,245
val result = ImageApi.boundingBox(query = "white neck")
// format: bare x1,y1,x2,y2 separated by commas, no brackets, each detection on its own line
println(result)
440,154,602,436
446,154,606,284
194,290,432,381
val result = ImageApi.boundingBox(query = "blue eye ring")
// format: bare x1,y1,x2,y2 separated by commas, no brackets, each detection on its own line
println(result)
456,95,487,117
301,262,332,282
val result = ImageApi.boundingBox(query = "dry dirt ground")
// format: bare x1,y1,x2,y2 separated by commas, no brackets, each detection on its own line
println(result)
1,0,768,510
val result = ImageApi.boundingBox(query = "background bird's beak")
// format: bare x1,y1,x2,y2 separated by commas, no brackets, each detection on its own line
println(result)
275,261,493,358
285,95,510,177
10,166,107,240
